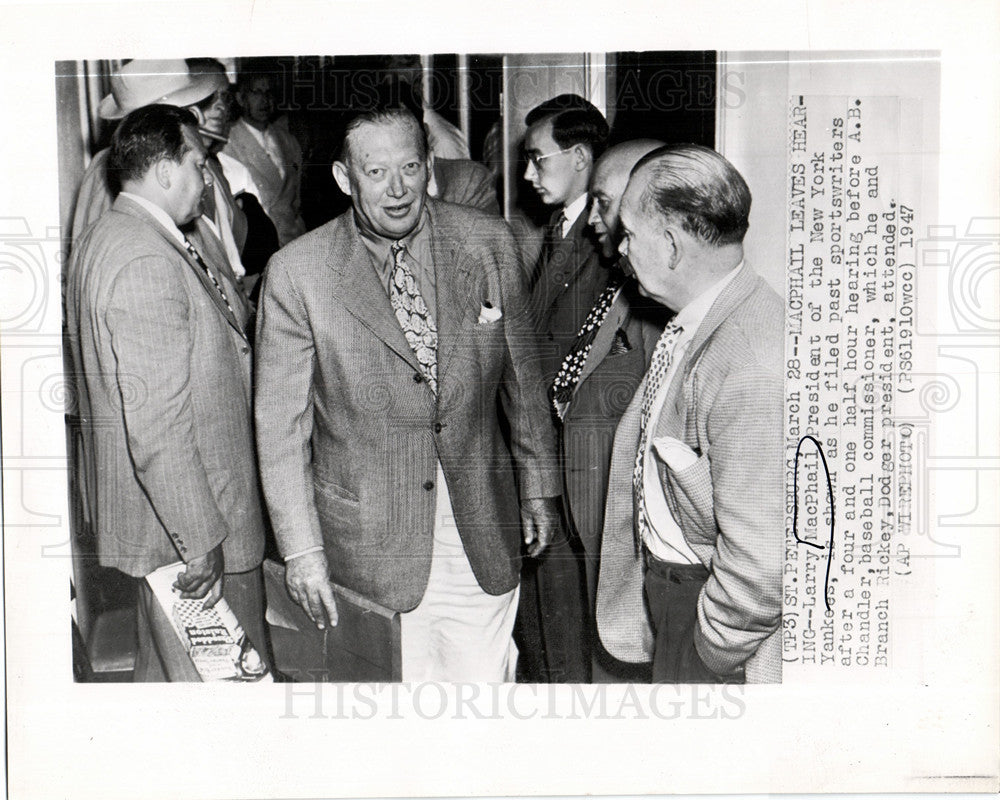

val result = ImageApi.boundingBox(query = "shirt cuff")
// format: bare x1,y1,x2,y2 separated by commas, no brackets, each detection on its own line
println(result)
284,545,325,563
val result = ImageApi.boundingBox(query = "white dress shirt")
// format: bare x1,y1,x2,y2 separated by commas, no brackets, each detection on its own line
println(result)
560,192,589,237
119,192,186,246
216,151,264,200
641,261,745,563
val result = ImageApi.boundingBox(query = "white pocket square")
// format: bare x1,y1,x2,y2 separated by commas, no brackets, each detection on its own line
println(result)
652,436,699,471
477,304,502,324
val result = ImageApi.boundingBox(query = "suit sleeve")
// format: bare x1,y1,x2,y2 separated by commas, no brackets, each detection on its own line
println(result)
105,255,228,563
253,253,323,557
454,161,501,216
694,361,784,676
491,221,561,500
71,153,113,244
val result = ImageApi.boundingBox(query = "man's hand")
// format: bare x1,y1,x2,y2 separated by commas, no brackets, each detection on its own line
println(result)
520,496,563,558
174,543,224,608
285,550,339,630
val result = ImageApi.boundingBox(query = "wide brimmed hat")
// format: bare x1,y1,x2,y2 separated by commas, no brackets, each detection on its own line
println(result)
98,59,227,120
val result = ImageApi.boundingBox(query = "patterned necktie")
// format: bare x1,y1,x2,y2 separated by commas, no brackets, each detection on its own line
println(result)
201,173,218,222
183,237,235,318
550,273,625,419
632,321,684,544
389,241,438,393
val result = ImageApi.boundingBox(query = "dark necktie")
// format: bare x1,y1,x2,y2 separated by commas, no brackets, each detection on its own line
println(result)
529,210,566,290
183,236,235,318
389,241,438,393
549,273,625,419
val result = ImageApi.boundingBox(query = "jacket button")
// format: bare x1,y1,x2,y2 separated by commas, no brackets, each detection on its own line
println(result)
433,422,443,433
423,480,434,491
413,373,424,383
242,346,250,354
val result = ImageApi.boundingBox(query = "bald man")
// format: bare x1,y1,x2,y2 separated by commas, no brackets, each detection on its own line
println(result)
547,140,669,680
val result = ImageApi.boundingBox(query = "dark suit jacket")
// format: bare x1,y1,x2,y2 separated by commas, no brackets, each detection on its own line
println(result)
560,282,663,599
66,195,265,578
432,157,500,215
527,209,608,382
254,199,560,612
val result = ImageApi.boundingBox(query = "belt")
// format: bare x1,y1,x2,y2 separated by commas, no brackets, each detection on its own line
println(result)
642,547,709,582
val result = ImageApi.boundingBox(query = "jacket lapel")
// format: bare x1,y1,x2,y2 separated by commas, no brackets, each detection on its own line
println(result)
574,286,627,391
187,217,250,335
654,264,760,441
428,202,480,375
534,211,596,312
324,215,423,373
227,121,283,198
113,196,247,340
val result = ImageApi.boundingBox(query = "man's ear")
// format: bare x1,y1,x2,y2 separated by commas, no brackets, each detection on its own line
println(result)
663,226,682,270
572,144,592,172
154,157,173,190
332,160,352,196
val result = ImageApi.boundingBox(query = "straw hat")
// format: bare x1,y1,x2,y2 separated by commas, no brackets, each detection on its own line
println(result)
98,58,227,120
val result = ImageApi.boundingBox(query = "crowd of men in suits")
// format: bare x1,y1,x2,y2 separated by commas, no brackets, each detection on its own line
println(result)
66,58,782,684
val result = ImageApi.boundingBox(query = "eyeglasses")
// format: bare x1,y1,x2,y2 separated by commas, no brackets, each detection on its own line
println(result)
525,147,573,170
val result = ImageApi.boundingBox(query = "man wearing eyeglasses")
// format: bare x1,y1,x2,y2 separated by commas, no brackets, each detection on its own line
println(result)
516,94,609,683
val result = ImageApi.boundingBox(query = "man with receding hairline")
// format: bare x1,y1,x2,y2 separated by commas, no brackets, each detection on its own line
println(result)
254,101,561,682
554,139,669,681
597,144,783,684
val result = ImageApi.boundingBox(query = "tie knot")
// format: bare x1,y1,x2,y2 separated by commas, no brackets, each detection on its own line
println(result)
391,240,406,259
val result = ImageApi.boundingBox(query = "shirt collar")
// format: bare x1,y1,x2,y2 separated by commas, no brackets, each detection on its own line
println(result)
239,118,269,147
119,192,186,246
358,205,431,270
561,192,589,236
674,260,745,334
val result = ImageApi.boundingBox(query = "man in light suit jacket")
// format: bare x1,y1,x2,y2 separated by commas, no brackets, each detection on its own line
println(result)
66,105,267,680
70,58,251,296
254,102,561,682
516,94,610,682
597,144,783,683
225,64,307,247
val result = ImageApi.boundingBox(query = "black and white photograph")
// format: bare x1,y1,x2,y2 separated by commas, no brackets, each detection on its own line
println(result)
2,1,998,798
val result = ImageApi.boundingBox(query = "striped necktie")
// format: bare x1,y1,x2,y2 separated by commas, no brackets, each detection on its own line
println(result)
183,237,235,318
632,321,684,544
389,241,438,393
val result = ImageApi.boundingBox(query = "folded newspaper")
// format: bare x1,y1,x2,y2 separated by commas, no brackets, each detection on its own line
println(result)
145,562,272,682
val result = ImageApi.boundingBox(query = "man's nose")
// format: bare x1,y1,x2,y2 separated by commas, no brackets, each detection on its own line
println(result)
587,202,601,228
387,171,406,198
618,237,628,257
524,160,537,182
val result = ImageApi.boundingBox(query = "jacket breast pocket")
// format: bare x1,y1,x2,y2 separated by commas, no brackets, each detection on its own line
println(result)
666,453,717,546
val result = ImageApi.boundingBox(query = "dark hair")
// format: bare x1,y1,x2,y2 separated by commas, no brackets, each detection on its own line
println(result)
525,94,609,158
235,57,279,95
633,143,751,246
108,104,198,188
334,85,429,163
